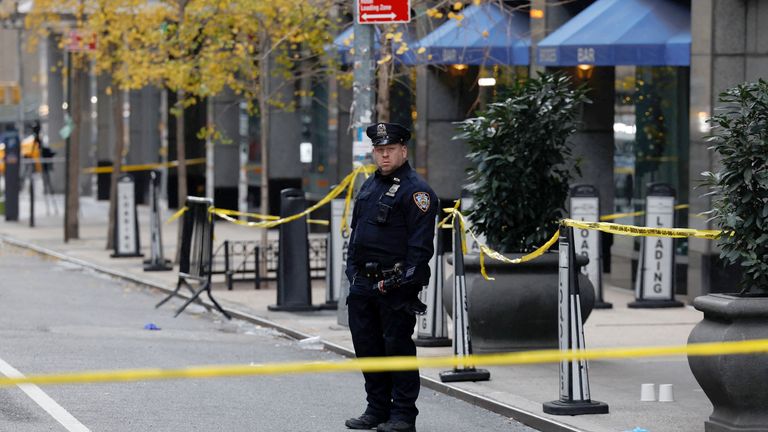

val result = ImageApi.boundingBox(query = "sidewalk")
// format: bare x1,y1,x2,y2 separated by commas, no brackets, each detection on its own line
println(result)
0,191,712,432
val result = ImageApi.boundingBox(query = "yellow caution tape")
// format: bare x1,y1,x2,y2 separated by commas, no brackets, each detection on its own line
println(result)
437,200,460,229
210,208,329,226
162,165,375,229
213,208,279,221
441,208,561,281
209,165,376,231
165,206,188,224
341,165,376,236
2,338,768,388
599,204,705,222
82,158,206,174
562,218,722,240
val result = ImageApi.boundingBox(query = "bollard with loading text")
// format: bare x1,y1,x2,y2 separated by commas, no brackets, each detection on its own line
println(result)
543,226,609,415
439,215,490,382
268,188,321,312
333,196,354,326
569,185,611,309
144,171,172,271
415,213,451,347
111,174,143,258
629,183,683,308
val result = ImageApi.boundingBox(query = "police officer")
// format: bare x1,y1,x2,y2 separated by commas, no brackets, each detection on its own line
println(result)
344,123,437,432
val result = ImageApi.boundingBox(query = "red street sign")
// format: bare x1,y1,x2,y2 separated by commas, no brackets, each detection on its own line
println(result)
66,30,97,53
357,0,411,24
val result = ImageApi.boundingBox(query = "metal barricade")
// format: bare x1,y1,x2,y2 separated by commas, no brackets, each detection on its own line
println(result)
209,235,328,290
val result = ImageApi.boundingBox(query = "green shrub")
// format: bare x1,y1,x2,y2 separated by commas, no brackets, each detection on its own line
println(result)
703,79,768,292
454,72,589,252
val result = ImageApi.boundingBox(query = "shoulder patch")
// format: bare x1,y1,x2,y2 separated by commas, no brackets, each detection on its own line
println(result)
413,192,430,213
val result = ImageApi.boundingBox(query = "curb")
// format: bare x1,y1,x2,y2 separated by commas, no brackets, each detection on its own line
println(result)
0,234,581,432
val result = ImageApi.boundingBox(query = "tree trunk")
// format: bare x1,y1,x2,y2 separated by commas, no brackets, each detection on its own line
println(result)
175,92,187,208
375,37,392,123
205,96,214,198
258,49,270,279
64,59,81,241
174,90,187,264
106,88,125,250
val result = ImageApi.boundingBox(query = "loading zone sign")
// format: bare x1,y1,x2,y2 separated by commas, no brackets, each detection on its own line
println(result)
357,0,410,24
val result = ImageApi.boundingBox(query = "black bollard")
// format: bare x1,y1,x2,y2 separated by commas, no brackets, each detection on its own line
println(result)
111,174,143,258
415,213,451,347
629,183,683,308
439,215,490,382
543,226,608,415
3,131,20,221
144,171,172,271
268,188,321,311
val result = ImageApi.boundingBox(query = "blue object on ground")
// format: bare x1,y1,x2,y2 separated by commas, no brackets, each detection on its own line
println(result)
144,323,161,330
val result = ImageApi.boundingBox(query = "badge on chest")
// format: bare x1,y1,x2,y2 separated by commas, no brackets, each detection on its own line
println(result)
376,178,400,224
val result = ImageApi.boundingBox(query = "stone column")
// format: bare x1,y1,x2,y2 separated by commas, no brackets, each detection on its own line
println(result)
128,86,161,204
568,66,615,217
415,66,478,200
212,89,239,209
687,0,768,296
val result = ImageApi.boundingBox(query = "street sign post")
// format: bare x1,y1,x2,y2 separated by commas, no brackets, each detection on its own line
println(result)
357,0,411,24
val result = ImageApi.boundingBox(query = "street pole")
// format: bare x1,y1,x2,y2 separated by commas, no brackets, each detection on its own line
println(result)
14,10,29,226
351,1,375,169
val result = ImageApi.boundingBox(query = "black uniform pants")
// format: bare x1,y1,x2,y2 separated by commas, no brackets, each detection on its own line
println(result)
347,289,419,423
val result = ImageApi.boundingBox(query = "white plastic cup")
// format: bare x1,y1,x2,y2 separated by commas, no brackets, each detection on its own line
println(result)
640,383,656,402
659,384,674,402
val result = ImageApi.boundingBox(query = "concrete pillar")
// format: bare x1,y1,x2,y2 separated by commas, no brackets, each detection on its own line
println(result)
95,74,114,163
415,66,478,200
687,0,767,296
128,86,161,203
568,66,615,217
212,89,239,209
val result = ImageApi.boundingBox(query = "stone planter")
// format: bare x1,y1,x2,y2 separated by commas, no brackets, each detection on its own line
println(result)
688,294,768,432
445,252,595,353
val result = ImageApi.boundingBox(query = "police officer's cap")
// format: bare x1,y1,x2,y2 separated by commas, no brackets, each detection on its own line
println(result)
366,122,411,146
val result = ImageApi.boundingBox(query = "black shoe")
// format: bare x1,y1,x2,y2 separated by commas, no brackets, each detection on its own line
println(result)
376,420,416,432
345,414,385,430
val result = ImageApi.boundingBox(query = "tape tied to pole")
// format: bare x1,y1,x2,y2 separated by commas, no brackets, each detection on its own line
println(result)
162,165,376,230
440,207,561,281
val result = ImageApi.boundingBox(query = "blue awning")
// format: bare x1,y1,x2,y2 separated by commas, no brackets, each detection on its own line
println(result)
537,0,690,66
407,3,529,66
331,25,416,65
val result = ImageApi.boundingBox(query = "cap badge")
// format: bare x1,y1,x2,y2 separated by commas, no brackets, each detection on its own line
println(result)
376,123,387,137
413,192,430,213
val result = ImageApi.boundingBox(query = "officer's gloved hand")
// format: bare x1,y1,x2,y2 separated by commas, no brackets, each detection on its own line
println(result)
376,277,399,294
405,299,428,315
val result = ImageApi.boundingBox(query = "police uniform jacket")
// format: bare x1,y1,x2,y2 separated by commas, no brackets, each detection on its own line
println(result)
346,160,438,301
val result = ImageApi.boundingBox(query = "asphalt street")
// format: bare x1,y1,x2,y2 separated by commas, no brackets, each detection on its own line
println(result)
0,243,537,432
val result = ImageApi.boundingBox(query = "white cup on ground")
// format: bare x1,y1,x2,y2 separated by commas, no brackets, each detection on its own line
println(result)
640,383,656,401
659,384,674,402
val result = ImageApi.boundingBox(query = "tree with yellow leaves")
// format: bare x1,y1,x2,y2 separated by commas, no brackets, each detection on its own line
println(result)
26,0,335,253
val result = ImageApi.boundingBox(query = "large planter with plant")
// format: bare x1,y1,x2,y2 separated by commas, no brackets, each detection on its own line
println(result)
445,252,594,352
687,80,768,431
448,72,594,352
